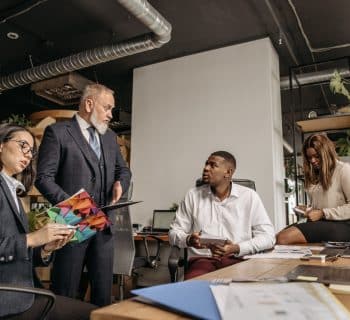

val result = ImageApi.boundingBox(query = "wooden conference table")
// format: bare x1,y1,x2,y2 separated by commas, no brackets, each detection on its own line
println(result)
91,255,350,320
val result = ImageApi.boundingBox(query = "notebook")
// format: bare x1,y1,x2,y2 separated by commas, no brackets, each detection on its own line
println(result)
319,247,350,257
286,264,350,285
138,210,176,235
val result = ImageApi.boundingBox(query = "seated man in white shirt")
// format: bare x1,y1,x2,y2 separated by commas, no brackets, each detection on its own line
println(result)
169,151,275,279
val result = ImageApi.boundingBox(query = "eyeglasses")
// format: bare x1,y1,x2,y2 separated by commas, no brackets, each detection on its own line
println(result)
9,140,37,158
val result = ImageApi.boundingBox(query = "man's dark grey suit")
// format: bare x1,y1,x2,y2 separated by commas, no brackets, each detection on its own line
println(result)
35,116,131,306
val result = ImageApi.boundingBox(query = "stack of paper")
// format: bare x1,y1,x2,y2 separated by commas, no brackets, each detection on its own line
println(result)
210,282,350,320
244,245,324,259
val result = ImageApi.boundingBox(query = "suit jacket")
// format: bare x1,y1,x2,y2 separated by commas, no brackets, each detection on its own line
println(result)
35,116,131,231
0,175,47,317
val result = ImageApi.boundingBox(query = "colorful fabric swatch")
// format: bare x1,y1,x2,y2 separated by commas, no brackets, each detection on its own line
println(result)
46,189,111,242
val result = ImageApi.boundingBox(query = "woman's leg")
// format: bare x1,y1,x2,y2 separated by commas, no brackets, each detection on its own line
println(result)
276,226,307,244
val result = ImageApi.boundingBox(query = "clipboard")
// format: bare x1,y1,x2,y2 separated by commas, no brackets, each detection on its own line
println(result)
101,200,142,211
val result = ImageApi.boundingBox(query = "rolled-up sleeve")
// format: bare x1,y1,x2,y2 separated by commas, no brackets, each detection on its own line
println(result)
169,192,194,248
236,192,276,257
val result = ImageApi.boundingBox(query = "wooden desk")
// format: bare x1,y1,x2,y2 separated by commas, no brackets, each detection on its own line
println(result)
91,257,350,320
133,234,169,242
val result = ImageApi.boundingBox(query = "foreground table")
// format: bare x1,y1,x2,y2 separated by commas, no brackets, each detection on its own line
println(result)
91,257,350,320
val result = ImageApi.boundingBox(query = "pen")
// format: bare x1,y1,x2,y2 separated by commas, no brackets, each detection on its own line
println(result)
53,225,77,230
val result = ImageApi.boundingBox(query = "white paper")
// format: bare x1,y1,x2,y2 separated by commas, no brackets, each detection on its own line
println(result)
244,245,324,259
210,282,350,320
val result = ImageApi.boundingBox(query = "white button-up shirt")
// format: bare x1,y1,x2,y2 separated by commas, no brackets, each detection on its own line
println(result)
75,113,101,148
0,171,25,212
169,183,275,257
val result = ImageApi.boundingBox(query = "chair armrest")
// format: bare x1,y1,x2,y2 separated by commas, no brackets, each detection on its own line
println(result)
0,285,56,320
168,246,181,267
168,246,186,282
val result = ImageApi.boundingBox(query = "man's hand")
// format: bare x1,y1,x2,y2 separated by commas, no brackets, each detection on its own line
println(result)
305,208,324,221
112,181,123,204
209,239,240,257
187,232,204,249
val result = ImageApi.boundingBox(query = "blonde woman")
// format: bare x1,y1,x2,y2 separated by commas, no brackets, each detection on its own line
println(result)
277,133,350,244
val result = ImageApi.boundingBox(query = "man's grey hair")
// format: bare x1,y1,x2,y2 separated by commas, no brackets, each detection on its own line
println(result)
80,83,114,104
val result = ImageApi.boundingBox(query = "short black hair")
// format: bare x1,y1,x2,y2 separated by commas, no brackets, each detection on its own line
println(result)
210,151,236,169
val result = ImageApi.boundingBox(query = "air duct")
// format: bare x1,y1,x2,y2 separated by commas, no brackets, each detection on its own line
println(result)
280,68,350,90
0,0,171,93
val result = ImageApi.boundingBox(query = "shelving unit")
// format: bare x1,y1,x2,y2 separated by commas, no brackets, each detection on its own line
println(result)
287,57,350,224
296,114,350,133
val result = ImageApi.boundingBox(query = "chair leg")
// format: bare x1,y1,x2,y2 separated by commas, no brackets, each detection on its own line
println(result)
119,274,124,301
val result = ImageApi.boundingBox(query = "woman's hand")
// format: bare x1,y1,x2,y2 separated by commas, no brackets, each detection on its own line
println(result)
306,208,324,221
43,230,75,252
209,240,240,258
26,223,74,248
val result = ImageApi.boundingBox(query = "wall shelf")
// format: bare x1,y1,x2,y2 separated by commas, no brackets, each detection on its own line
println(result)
296,114,350,133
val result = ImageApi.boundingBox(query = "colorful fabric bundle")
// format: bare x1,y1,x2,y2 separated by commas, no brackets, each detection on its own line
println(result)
46,189,111,242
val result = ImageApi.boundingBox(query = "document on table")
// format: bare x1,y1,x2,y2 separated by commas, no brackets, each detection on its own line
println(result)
210,282,350,320
244,245,324,259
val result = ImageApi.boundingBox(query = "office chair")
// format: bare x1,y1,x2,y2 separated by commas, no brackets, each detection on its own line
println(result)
168,178,256,282
112,183,164,300
0,285,56,320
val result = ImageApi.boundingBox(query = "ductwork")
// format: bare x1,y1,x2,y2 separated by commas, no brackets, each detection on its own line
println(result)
0,0,171,93
280,68,350,90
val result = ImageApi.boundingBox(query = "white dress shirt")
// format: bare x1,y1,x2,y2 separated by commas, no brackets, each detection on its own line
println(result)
0,171,25,212
169,183,276,257
75,113,101,148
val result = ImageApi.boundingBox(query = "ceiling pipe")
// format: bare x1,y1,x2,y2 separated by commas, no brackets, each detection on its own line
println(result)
280,68,350,90
0,0,171,93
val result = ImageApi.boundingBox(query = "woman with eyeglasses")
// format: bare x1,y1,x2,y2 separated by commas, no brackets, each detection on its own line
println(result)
0,124,96,319
277,133,350,244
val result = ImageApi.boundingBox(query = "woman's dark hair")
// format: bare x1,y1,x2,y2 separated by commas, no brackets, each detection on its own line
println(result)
0,124,37,196
302,133,338,190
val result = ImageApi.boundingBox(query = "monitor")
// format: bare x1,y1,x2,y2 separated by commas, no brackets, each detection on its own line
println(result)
152,210,176,232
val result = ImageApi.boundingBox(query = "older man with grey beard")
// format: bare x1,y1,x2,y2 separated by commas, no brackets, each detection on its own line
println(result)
35,83,131,306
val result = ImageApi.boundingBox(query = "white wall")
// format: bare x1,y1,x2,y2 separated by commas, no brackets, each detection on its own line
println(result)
130,38,285,231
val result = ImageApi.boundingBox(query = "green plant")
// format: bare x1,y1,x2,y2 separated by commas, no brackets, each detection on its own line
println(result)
2,114,32,127
335,130,350,156
28,208,51,232
169,203,178,211
329,70,350,101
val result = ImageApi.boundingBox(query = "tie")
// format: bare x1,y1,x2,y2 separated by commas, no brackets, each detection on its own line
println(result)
87,127,101,159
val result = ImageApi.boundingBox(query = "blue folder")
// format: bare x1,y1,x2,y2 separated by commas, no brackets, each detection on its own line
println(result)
131,280,220,320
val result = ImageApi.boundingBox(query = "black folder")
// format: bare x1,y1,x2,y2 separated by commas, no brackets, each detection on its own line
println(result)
101,200,142,211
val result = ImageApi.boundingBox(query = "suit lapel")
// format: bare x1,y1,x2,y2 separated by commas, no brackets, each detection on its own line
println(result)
66,116,98,171
0,175,27,231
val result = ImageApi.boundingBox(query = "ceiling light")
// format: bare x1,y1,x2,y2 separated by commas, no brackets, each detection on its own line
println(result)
7,32,19,40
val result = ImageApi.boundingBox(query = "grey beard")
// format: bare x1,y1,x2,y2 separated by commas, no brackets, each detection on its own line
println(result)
91,112,108,135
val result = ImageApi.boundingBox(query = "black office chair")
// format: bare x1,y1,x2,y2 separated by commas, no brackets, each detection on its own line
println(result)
0,285,56,320
168,178,256,282
112,183,164,300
